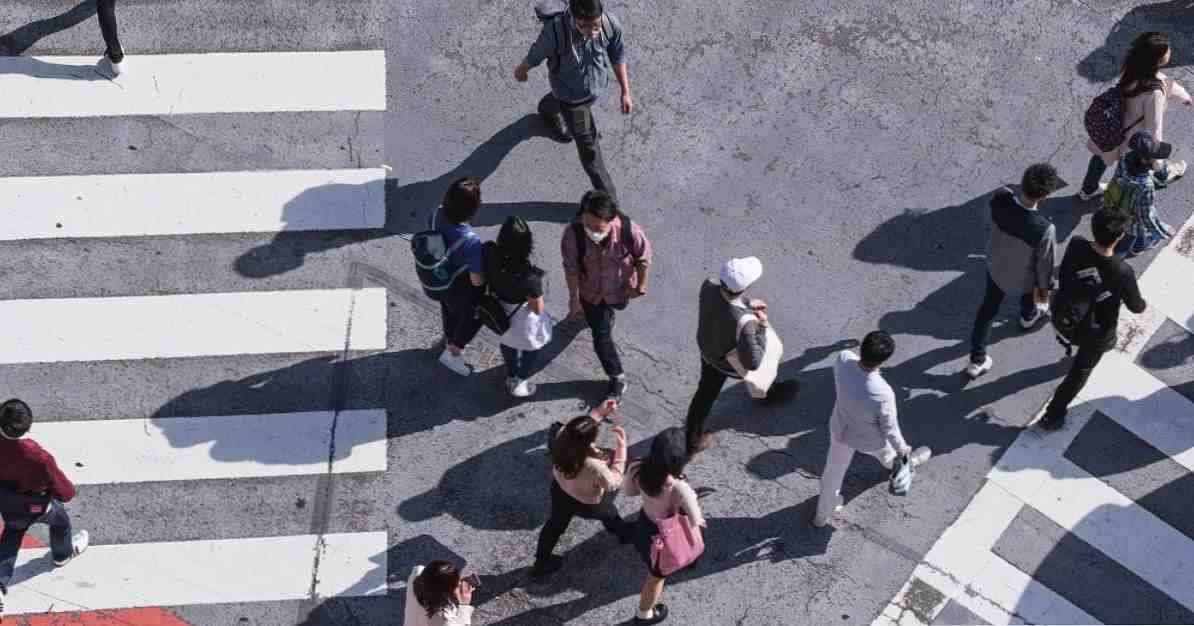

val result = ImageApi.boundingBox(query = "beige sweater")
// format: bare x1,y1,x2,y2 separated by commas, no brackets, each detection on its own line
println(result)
553,444,626,505
1088,72,1192,165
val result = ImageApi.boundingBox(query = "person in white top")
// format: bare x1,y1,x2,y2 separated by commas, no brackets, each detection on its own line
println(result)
624,428,705,625
814,331,930,527
1079,31,1192,201
403,561,474,626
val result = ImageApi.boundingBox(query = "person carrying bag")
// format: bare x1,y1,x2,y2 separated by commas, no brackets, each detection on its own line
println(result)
483,216,554,398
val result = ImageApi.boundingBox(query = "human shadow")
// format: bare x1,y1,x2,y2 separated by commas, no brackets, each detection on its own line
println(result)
1139,326,1194,370
1077,1,1194,84
0,1,99,57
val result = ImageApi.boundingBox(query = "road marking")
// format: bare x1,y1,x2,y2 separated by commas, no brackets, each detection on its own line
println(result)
0,288,386,364
33,410,386,484
4,532,387,615
0,169,386,240
15,607,194,625
0,51,384,117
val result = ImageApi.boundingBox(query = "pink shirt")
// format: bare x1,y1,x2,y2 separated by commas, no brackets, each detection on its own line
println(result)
552,447,626,505
561,216,652,306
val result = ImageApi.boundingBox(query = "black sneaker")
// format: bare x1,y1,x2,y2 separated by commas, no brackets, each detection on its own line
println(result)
607,377,628,401
1038,415,1065,431
761,379,800,405
531,554,563,579
541,112,572,143
635,603,669,625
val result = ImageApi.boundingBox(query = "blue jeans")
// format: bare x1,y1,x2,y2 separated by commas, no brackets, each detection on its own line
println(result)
970,272,1036,363
500,345,541,380
0,500,73,591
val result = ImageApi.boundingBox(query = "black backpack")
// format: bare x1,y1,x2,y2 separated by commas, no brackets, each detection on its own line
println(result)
571,211,639,277
532,0,612,75
0,483,50,516
1050,242,1108,355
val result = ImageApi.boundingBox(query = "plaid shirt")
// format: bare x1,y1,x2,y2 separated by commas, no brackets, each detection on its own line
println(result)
560,216,651,306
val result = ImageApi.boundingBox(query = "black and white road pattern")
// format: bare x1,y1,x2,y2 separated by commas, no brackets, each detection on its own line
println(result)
0,1,1192,624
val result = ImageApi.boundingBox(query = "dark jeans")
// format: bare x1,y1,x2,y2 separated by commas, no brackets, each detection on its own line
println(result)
1081,154,1108,196
970,272,1037,362
1045,338,1110,421
0,500,74,591
685,358,730,453
581,299,626,378
538,94,617,200
439,275,482,349
500,345,541,380
535,480,630,561
97,0,122,61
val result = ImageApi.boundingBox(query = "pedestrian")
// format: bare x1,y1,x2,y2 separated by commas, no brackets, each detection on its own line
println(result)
485,216,553,398
96,0,124,76
533,398,633,578
1079,31,1191,201
1040,208,1146,431
514,0,632,200
684,257,800,456
964,164,1068,380
624,428,706,625
1106,131,1177,257
814,332,931,528
561,189,651,401
0,400,90,618
403,561,475,626
430,178,486,377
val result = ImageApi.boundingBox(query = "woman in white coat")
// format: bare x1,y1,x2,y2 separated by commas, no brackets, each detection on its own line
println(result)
403,561,474,626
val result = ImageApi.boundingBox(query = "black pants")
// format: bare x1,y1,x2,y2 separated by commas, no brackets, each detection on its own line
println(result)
1045,338,1110,420
581,299,626,378
538,94,617,200
969,272,1037,362
1081,154,1107,196
534,480,630,561
685,358,731,453
438,275,482,349
97,0,122,61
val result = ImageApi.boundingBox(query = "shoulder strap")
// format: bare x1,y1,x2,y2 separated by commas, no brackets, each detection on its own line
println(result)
601,13,612,43
551,15,566,73
618,213,641,259
571,222,587,275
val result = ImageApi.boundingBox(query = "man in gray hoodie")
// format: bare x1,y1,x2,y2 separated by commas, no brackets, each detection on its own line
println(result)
965,164,1067,379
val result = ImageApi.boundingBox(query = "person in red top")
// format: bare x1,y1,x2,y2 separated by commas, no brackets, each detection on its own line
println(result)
0,399,89,617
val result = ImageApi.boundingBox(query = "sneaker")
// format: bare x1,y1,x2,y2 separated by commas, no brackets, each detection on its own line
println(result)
812,494,844,528
1019,304,1047,329
438,349,472,376
1076,182,1107,202
1038,415,1065,431
53,530,89,567
541,113,572,143
964,355,993,380
1160,221,1177,238
531,554,563,579
98,47,123,77
907,446,932,467
510,378,537,398
606,377,628,401
634,603,669,625
761,379,801,405
1164,160,1188,183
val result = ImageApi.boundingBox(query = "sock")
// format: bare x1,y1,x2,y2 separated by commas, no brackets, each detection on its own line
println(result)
636,608,654,620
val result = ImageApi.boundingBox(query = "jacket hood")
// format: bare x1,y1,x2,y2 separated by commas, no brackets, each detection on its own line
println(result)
990,187,1016,210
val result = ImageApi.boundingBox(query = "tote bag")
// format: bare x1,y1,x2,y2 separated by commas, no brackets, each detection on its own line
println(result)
650,509,705,576
725,305,783,399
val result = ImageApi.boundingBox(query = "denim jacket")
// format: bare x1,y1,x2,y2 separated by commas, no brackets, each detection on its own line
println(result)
524,10,626,104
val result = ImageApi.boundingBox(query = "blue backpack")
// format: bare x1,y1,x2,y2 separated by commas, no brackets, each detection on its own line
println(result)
411,209,477,301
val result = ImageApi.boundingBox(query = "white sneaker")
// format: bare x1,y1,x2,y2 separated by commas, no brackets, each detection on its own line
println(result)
812,494,844,528
1019,304,1047,329
964,355,993,379
1165,160,1188,182
907,446,932,467
98,51,122,77
438,349,472,376
509,379,537,398
54,530,89,566
1077,182,1107,202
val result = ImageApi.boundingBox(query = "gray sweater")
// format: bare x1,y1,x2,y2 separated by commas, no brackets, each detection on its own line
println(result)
696,279,766,376
986,188,1057,294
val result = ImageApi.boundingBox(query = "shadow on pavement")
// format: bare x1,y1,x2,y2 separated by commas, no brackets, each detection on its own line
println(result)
0,1,99,57
1077,2,1194,84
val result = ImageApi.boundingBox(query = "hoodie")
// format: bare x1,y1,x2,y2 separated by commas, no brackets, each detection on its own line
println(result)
985,188,1057,294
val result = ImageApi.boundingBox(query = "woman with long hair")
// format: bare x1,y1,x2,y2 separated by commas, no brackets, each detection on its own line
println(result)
403,560,474,626
1080,31,1192,201
486,216,553,398
532,399,632,578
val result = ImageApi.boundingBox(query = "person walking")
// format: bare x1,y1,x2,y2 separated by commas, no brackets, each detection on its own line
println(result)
1079,31,1191,201
515,0,631,200
814,332,931,528
0,400,89,618
430,178,487,377
403,561,475,626
533,399,633,578
965,164,1068,380
96,0,124,76
1108,131,1178,257
624,428,706,625
485,216,553,398
561,190,651,401
684,257,800,456
1040,208,1147,431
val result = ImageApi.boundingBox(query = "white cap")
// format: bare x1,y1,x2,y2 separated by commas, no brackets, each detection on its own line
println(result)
719,257,763,292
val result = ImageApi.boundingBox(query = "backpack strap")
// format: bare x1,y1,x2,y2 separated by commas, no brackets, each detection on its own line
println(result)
618,213,641,261
550,15,567,75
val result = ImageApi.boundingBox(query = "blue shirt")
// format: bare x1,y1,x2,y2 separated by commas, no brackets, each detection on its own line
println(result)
524,11,626,105
429,207,483,275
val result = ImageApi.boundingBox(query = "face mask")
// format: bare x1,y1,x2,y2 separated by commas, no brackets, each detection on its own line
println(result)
586,227,609,244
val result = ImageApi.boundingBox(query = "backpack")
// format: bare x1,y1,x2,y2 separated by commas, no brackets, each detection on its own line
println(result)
532,0,612,75
0,483,50,516
571,211,639,278
1050,241,1107,355
1084,80,1161,153
483,241,543,304
411,209,477,301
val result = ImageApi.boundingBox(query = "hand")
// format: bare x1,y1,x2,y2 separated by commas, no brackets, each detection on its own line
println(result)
620,91,634,114
568,296,584,319
455,579,474,605
626,286,645,299
594,397,618,419
748,298,767,312
611,425,628,449
514,63,529,82
754,309,769,325
898,445,912,457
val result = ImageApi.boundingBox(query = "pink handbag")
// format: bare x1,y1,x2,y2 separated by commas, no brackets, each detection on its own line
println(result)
649,509,705,576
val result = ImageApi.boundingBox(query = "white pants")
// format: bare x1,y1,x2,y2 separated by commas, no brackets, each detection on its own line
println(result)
816,435,896,520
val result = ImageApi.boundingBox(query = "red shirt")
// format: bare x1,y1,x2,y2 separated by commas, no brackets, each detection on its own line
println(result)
0,437,76,502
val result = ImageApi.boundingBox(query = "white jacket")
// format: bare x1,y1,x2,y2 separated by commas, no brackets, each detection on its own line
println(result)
403,566,473,626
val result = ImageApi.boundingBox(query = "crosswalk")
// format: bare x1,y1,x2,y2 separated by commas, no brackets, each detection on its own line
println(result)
0,3,389,622
875,210,1194,625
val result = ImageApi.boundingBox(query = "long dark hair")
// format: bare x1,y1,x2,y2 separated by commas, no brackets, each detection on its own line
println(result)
495,216,534,274
1119,32,1169,95
552,415,600,479
637,428,688,498
412,560,460,618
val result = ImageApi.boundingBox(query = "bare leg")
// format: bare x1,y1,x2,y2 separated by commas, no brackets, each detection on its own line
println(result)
638,575,665,612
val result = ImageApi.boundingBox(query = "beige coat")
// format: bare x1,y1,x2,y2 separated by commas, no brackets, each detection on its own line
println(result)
1087,72,1192,166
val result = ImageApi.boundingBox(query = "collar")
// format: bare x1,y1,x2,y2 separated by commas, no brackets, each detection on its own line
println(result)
1011,193,1038,212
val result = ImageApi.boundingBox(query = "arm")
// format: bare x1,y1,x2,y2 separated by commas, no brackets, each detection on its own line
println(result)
520,21,555,72
1123,269,1147,314
528,295,545,315
43,450,77,503
444,606,474,626
466,240,485,287
1144,89,1166,141
589,455,625,491
1034,226,1057,292
878,394,909,454
622,461,642,497
736,318,767,371
562,227,584,314
526,273,546,315
631,225,652,295
1166,77,1192,105
673,480,706,527
607,17,632,112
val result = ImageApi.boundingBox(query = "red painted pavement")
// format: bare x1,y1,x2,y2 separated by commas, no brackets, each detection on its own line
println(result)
0,518,46,549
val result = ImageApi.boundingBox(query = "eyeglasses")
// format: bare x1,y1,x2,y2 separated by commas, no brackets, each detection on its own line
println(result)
574,16,602,30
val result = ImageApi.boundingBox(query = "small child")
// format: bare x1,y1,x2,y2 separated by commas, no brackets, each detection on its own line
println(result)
1107,131,1176,257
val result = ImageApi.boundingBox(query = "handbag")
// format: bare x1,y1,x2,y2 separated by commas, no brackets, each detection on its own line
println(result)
0,484,51,516
475,293,523,335
725,303,783,399
889,454,914,496
649,508,705,576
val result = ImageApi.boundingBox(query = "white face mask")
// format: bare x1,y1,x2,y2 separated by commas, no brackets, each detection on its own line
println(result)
586,227,609,244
